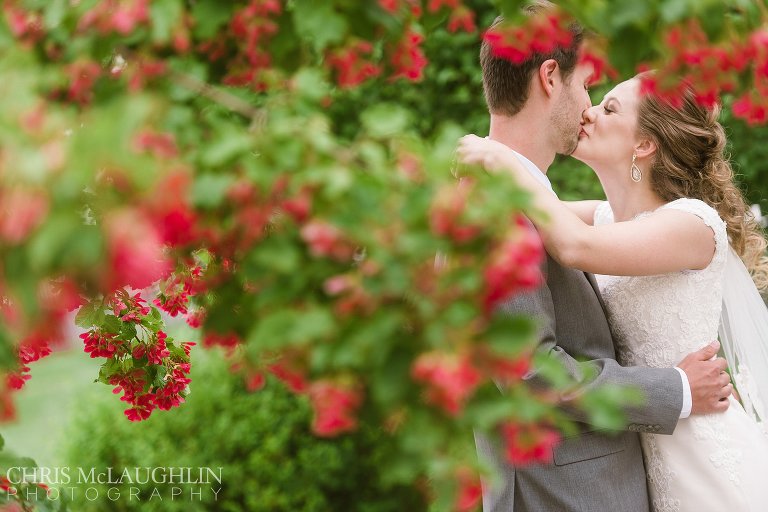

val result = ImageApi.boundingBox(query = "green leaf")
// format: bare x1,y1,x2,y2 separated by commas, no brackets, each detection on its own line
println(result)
191,0,234,39
119,321,138,341
191,173,236,209
42,0,67,29
103,315,122,334
361,104,412,138
75,301,102,328
659,0,690,23
247,310,300,350
484,315,536,357
291,308,336,344
150,0,183,44
199,133,254,167
248,238,301,275
27,214,79,271
292,0,348,52
247,307,335,350
294,68,330,102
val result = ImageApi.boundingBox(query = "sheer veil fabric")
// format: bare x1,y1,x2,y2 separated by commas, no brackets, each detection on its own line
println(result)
719,247,768,434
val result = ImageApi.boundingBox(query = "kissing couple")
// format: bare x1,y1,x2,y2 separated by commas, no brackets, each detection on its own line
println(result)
463,5,768,512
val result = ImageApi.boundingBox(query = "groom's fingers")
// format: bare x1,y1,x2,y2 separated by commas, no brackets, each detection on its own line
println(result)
714,357,728,372
719,383,734,401
694,340,720,360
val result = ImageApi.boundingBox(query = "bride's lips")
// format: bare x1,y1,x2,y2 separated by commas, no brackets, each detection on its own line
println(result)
578,128,588,138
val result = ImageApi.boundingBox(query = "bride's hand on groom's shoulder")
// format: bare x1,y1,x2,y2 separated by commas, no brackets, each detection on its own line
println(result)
456,134,517,175
677,340,732,415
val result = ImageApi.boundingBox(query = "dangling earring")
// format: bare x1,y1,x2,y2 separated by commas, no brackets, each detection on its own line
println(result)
631,153,642,183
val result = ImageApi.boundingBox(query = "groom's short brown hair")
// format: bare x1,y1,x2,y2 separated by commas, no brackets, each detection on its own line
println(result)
481,2,584,117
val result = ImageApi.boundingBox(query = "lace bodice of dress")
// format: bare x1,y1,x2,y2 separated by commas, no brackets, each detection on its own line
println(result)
592,198,728,368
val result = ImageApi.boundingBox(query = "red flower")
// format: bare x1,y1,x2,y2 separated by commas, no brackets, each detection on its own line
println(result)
300,220,354,261
488,354,530,386
732,93,768,125
323,274,354,296
7,336,54,390
500,421,561,465
428,0,460,12
447,6,476,34
132,130,179,159
143,170,198,248
126,58,168,92
202,331,241,350
3,5,45,43
484,13,573,65
153,267,200,317
7,370,31,390
379,0,400,13
81,330,124,358
124,393,155,422
429,181,482,244
110,292,150,323
390,28,428,82
104,209,172,291
483,216,544,313
454,466,482,512
411,351,482,416
307,380,363,437
132,331,171,365
155,364,192,410
0,187,49,245
223,0,281,91
245,372,266,392
185,309,205,328
77,0,149,36
65,60,102,105
327,40,382,89
267,362,308,394
0,391,16,422
579,48,618,86
110,369,147,403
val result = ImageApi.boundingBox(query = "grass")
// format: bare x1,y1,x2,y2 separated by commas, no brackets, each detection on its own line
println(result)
1,348,111,468
0,320,200,468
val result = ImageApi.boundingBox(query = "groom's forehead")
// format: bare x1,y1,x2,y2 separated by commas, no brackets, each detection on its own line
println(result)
576,62,595,82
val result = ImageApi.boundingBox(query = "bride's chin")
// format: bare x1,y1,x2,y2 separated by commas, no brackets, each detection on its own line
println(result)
571,145,587,163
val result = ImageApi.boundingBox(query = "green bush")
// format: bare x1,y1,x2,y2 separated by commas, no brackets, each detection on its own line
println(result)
63,352,426,512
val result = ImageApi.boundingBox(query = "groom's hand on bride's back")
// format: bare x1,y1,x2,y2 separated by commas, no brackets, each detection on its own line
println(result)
677,340,732,414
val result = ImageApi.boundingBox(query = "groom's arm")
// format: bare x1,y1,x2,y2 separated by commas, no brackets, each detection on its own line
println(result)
497,267,684,435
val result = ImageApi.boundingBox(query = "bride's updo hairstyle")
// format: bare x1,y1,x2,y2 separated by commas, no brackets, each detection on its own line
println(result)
635,73,768,289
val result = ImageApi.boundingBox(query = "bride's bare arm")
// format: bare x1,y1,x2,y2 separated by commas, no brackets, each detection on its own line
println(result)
564,200,601,225
457,135,715,276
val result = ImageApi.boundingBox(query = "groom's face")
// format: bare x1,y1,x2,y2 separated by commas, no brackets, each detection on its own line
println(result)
551,63,594,156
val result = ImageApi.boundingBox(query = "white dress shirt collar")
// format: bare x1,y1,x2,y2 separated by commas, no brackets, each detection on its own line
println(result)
508,148,556,196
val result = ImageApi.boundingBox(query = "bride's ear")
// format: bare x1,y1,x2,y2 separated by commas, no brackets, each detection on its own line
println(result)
634,138,656,160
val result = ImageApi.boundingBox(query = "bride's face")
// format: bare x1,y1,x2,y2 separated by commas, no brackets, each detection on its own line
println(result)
572,78,641,171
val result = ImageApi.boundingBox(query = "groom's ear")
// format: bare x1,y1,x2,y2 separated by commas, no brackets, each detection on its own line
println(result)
635,138,656,160
537,59,559,98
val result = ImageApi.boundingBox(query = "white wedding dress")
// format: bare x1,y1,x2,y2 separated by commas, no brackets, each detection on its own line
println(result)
593,198,768,512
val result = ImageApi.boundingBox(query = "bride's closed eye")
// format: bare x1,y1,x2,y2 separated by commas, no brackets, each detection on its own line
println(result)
603,106,614,114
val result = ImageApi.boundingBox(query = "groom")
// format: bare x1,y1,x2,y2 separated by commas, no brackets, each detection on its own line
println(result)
474,6,732,512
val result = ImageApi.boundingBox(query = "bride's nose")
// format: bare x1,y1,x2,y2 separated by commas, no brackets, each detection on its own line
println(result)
582,106,598,124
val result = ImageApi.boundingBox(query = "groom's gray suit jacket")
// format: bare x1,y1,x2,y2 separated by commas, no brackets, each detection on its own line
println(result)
476,253,684,512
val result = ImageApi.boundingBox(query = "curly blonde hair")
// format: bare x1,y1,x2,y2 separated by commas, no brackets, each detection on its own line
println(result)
635,75,768,289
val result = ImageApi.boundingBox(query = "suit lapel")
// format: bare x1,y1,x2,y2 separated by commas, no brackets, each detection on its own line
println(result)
584,272,609,316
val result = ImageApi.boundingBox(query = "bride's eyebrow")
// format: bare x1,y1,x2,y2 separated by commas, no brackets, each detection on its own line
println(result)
603,96,621,108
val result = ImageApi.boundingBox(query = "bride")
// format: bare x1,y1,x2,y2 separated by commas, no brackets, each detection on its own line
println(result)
458,75,768,511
